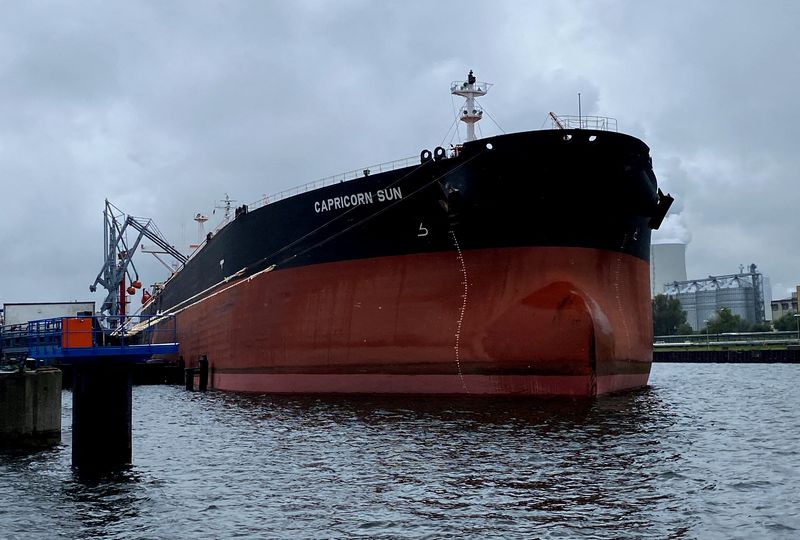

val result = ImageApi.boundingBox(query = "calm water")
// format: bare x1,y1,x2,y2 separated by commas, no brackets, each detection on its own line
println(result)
1,363,799,539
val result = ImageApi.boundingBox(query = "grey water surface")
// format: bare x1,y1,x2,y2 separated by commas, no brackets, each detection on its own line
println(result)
1,363,798,539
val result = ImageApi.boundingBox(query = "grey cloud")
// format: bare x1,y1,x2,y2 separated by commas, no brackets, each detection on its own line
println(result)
1,1,799,303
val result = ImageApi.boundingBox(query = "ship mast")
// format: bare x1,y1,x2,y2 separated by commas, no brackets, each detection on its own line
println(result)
451,70,492,142
214,193,236,221
190,213,209,249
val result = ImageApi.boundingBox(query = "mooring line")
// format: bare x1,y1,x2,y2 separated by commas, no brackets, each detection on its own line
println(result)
148,146,491,322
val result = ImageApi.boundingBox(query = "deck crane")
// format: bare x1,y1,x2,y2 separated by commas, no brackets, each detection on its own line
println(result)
89,200,187,321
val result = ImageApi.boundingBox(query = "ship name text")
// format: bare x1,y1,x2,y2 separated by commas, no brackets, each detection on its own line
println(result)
314,187,403,213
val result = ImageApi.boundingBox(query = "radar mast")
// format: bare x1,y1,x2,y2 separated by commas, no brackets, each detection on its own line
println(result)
451,70,492,142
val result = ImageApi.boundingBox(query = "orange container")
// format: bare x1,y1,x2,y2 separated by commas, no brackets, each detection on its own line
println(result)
61,317,93,349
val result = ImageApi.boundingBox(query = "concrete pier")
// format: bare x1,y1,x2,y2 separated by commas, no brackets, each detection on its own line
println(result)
72,362,133,471
0,367,62,448
4,313,178,471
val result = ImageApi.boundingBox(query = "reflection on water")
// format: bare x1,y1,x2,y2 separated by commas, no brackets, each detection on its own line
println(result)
2,364,799,539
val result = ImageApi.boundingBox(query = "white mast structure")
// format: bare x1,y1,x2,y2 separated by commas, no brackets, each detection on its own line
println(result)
190,213,209,249
451,70,492,142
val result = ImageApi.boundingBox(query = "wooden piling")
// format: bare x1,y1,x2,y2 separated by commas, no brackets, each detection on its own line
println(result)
184,367,195,391
198,355,208,392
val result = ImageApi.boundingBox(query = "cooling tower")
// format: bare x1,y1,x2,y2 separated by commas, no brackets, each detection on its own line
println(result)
651,243,687,297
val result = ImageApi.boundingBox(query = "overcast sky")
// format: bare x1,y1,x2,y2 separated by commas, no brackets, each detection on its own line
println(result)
1,0,799,308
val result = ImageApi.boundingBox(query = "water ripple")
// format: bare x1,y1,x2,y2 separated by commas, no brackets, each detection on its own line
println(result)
1,364,799,538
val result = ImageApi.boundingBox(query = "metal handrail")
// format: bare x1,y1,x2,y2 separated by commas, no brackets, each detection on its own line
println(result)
654,331,798,345
254,155,418,207
25,315,177,352
552,115,618,132
195,154,419,248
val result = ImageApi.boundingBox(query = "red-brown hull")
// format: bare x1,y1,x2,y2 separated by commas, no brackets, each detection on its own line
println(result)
170,246,652,396
214,373,650,396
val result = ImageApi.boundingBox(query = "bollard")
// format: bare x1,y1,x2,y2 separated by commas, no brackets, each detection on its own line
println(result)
198,355,208,392
72,361,132,471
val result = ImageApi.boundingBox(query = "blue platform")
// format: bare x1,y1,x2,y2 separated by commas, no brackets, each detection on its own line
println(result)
3,315,179,366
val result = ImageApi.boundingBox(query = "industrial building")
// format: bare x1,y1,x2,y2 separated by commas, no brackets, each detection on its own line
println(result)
2,302,95,326
650,243,688,297
771,292,798,320
664,264,767,331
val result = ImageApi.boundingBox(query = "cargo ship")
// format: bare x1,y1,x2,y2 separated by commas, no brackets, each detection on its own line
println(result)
143,71,673,396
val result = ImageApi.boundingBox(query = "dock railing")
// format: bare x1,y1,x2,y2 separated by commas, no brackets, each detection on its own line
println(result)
654,331,799,349
21,314,178,365
0,323,29,366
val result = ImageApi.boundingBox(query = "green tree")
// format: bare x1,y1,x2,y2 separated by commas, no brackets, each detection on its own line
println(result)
676,322,694,335
773,310,797,331
704,307,750,334
652,294,690,336
750,321,773,332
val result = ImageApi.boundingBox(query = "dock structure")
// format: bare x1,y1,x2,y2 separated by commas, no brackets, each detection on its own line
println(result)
654,330,800,363
0,367,61,448
1,314,178,472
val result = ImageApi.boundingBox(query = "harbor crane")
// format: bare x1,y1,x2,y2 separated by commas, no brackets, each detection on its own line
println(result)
89,200,187,319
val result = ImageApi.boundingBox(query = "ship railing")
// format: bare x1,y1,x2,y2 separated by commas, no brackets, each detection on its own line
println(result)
248,154,418,209
552,115,618,132
192,154,419,255
450,81,492,95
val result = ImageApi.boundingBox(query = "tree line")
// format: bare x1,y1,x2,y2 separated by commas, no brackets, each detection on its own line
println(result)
652,294,797,335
